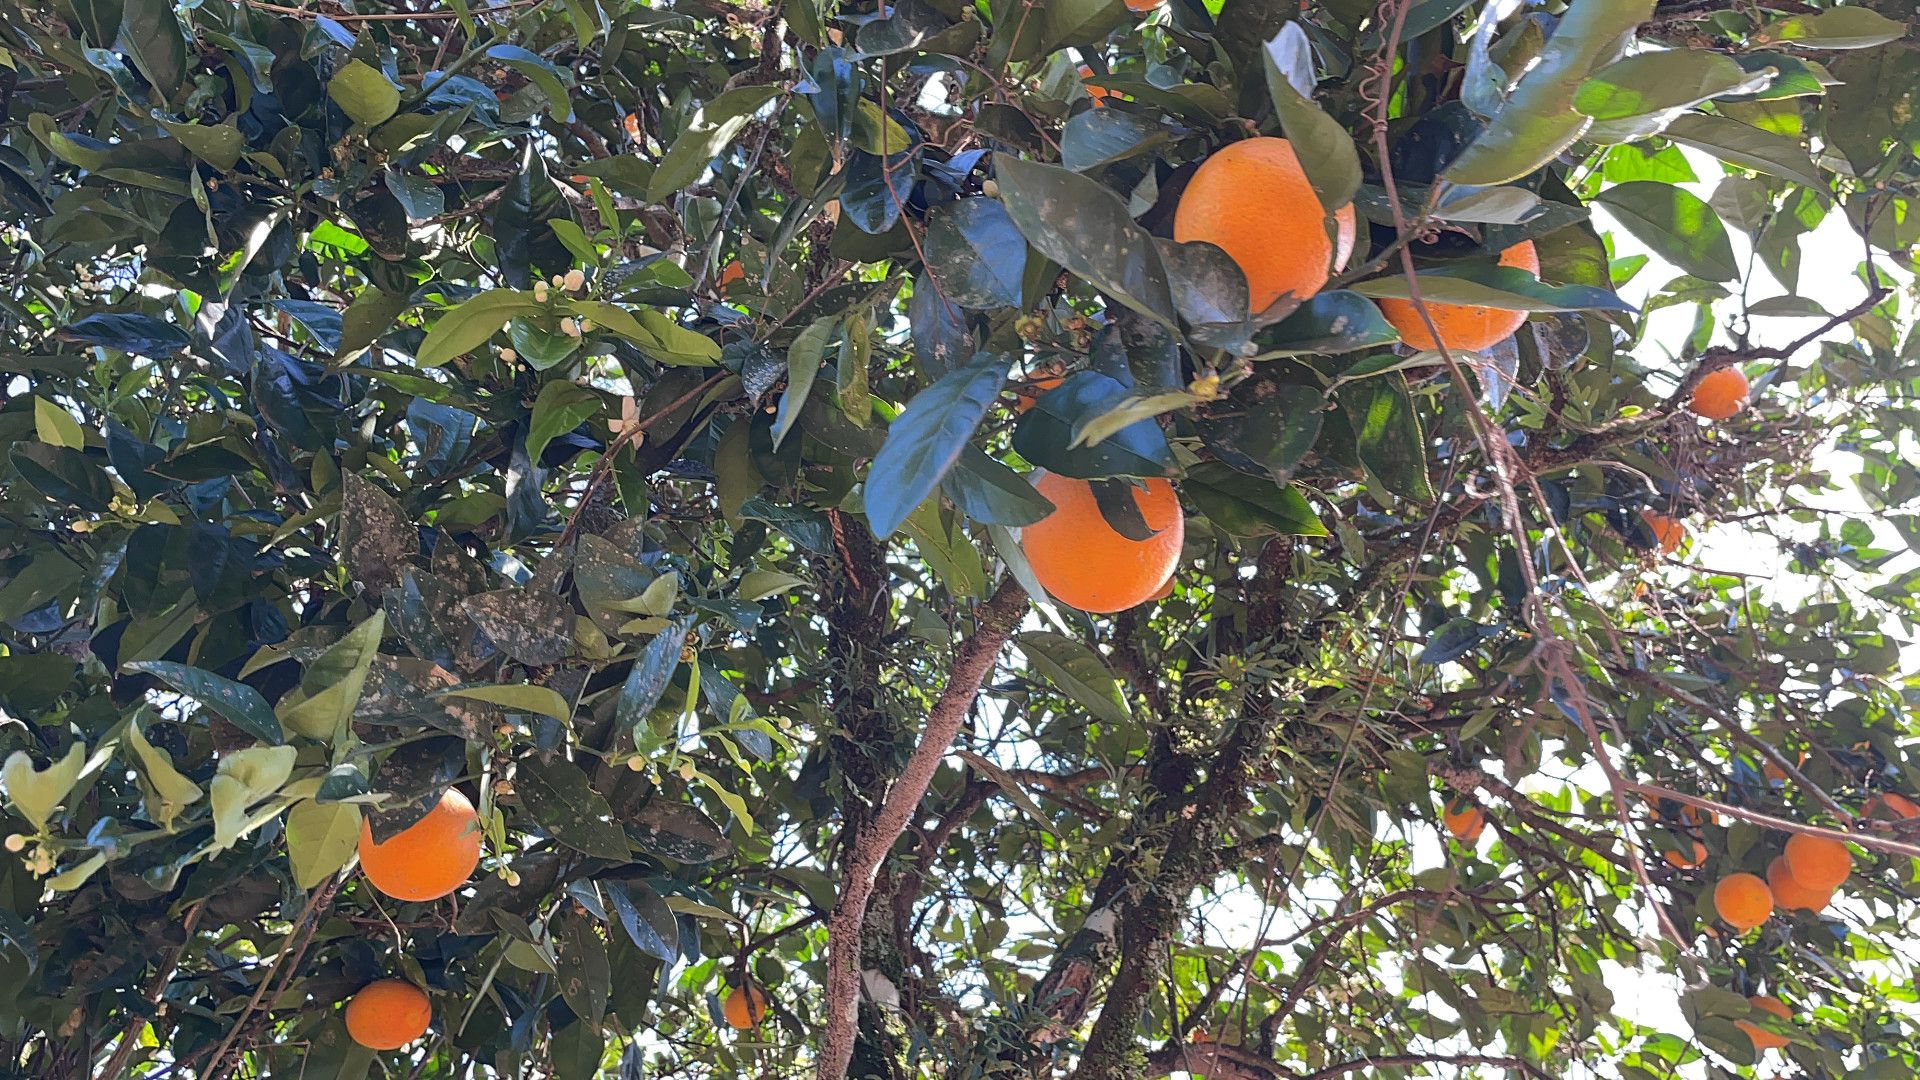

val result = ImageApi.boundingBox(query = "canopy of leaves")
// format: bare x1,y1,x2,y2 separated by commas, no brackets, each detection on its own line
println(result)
1,0,1919,1078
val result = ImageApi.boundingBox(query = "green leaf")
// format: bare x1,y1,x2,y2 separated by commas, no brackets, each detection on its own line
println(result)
1573,51,1759,120
417,290,543,366
330,61,402,127
1339,375,1432,503
1254,291,1402,356
157,117,245,172
526,381,602,464
33,398,83,449
1060,109,1173,173
209,745,297,850
922,198,1027,309
553,911,611,1032
1350,265,1636,313
517,757,630,860
276,613,386,743
837,310,872,427
1753,8,1907,50
1444,0,1657,185
121,0,186,100
899,500,986,599
992,156,1175,327
486,44,572,121
1182,462,1328,539
125,719,202,828
954,749,1055,834
439,684,573,722
1594,181,1740,282
1016,632,1131,726
1262,27,1361,212
618,617,694,739
286,799,361,889
337,289,412,360
738,570,811,602
864,353,1007,539
647,85,783,204
941,445,1056,527
1071,390,1199,449
774,316,835,448
1,745,86,832
573,302,720,366
1662,113,1826,191
123,661,284,744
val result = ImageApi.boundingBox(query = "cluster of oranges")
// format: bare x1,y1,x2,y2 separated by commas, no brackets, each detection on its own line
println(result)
1683,793,1918,1055
341,788,484,1050
1007,135,1758,614
339,792,785,1051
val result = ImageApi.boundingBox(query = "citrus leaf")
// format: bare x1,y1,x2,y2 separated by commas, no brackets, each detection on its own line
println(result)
123,661,284,744
417,290,542,366
286,799,361,889
1016,631,1130,727
864,353,1007,539
1594,181,1740,282
438,684,573,722
992,155,1175,327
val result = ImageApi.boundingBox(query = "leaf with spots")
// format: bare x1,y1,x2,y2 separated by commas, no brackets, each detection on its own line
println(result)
123,661,284,744
517,756,630,861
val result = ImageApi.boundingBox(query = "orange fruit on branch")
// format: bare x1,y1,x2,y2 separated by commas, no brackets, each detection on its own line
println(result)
1077,65,1114,106
724,981,770,1029
1712,872,1773,930
1766,856,1832,913
1865,792,1920,820
718,260,747,293
358,788,482,902
1125,0,1165,10
1173,137,1358,312
1688,367,1750,421
1736,995,1793,1052
1021,474,1184,613
1639,509,1686,555
1783,833,1852,891
1013,376,1064,415
1662,839,1708,869
1377,241,1539,353
345,979,433,1050
1442,800,1485,843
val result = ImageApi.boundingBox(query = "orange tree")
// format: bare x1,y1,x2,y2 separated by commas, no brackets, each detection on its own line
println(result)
1,0,1918,1077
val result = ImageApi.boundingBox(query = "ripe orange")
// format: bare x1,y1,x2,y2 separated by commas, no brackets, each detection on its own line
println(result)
1021,474,1184,613
723,981,770,1029
718,260,747,292
1688,367,1750,420
1077,65,1113,106
1663,840,1708,869
1013,376,1064,415
1378,242,1539,353
1640,509,1686,555
1865,792,1920,820
1736,995,1792,1052
1713,872,1774,930
1173,137,1358,312
344,979,432,1050
1442,800,1485,843
1766,856,1832,913
1124,0,1165,10
1783,833,1852,891
358,788,482,902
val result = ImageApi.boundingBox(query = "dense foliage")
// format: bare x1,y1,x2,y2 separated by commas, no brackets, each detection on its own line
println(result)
2,0,1919,1077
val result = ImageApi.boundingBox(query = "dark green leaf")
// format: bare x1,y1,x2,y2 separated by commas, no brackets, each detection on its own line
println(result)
993,156,1175,327
518,757,630,861
1015,632,1130,726
123,661,284,744
864,354,1007,539
1593,181,1740,282
1182,462,1328,539
1338,375,1432,502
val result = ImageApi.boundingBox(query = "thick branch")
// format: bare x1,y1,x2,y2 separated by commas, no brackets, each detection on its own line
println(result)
816,578,1028,1080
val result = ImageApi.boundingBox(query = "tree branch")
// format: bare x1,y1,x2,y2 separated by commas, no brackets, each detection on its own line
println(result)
815,578,1028,1080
